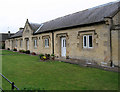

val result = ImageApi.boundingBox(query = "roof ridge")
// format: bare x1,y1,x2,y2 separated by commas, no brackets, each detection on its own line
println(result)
29,22,41,25
41,1,119,25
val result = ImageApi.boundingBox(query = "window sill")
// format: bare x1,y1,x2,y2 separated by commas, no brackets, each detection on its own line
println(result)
82,47,94,51
45,46,49,48
34,47,37,49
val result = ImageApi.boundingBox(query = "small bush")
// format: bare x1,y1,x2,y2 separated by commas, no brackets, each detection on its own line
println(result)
13,48,17,51
2,44,5,49
51,54,55,56
19,50,26,53
26,50,30,54
7,48,10,50
43,56,47,60
45,54,50,59
51,54,55,60
39,54,44,59
19,50,22,52
31,52,36,55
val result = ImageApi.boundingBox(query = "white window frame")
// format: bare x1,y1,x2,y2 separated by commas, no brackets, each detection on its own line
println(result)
83,35,93,49
45,38,49,47
34,39,37,48
88,35,93,48
83,35,87,48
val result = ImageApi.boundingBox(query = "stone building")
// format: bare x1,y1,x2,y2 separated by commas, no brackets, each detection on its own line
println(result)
0,32,14,49
5,1,120,66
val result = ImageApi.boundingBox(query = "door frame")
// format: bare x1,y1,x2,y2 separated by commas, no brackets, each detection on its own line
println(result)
61,37,66,57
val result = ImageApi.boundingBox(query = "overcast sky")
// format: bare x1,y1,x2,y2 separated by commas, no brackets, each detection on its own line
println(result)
0,0,118,33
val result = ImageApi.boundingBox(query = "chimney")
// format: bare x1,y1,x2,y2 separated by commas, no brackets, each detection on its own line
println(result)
8,31,10,37
19,28,24,31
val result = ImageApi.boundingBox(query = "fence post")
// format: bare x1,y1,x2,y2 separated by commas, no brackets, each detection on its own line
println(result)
11,82,14,90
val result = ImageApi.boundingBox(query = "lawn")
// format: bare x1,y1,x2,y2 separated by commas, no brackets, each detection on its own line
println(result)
1,50,119,90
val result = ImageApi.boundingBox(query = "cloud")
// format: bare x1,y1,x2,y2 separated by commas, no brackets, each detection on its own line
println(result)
0,0,117,33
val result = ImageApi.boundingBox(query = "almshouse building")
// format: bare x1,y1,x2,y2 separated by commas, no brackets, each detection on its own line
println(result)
5,1,120,67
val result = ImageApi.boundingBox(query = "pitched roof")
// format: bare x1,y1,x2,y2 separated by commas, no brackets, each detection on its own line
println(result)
9,1,120,38
9,22,41,38
10,29,24,38
35,1,120,34
29,22,41,32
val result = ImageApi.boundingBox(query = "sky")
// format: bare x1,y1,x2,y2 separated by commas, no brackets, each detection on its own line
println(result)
0,0,118,33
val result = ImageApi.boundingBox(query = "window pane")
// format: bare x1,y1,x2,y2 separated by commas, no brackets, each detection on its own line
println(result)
45,39,49,47
48,39,49,46
63,40,64,47
84,36,86,46
45,39,46,46
89,35,92,47
34,40,36,47
65,39,66,47
83,36,87,48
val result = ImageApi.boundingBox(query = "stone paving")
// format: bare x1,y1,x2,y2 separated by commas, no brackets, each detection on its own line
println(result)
55,57,119,73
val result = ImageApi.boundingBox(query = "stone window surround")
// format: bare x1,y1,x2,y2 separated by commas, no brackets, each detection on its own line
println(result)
45,38,49,48
77,30,98,50
42,35,50,48
83,35,93,48
56,33,69,57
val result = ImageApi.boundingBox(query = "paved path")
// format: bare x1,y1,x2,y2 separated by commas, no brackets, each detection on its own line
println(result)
55,57,119,73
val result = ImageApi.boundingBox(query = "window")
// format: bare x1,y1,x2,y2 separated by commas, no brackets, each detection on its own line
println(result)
62,39,66,47
45,38,49,47
16,40,17,47
20,40,22,48
34,39,37,48
83,35,93,48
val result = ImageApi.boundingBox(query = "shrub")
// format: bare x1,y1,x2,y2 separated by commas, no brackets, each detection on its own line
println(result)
2,44,5,49
43,56,47,60
51,54,55,60
51,54,55,56
19,50,22,52
26,50,30,54
19,50,26,53
39,54,44,59
45,54,50,59
31,52,36,55
13,48,17,51
7,48,10,50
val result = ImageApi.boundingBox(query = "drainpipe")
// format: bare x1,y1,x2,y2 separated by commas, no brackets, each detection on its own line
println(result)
52,31,54,54
108,17,113,67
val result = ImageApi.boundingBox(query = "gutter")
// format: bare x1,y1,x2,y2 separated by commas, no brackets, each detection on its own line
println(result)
52,31,54,54
109,17,113,67
34,21,105,35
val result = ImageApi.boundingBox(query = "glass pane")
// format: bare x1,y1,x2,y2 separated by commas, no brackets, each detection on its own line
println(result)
63,40,64,47
89,35,92,47
45,39,46,46
84,36,87,47
65,40,66,47
47,39,49,46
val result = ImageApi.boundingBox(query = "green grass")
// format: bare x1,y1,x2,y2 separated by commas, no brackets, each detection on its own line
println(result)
0,50,19,55
2,50,119,90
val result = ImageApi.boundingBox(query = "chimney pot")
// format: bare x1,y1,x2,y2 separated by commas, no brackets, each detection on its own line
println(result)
8,31,10,37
